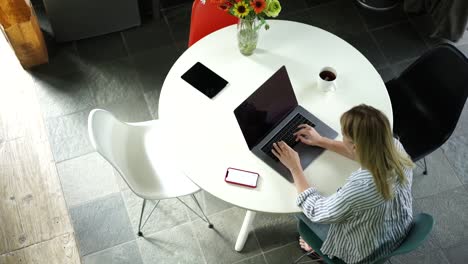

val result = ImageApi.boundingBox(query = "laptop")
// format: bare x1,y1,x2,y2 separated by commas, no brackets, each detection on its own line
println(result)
234,66,338,182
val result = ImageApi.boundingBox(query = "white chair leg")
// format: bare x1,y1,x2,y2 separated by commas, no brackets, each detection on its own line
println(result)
177,195,214,228
190,194,214,228
415,157,428,175
422,157,428,175
138,199,147,237
137,199,160,237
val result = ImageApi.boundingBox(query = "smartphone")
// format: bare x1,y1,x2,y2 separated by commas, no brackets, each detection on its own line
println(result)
181,62,228,99
225,167,259,188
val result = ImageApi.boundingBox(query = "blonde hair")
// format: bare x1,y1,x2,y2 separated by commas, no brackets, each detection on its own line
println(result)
340,104,414,200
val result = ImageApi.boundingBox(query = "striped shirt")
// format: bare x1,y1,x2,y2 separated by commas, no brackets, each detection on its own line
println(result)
296,140,413,264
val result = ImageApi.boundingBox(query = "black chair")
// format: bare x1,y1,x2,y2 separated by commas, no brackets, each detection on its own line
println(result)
385,43,468,174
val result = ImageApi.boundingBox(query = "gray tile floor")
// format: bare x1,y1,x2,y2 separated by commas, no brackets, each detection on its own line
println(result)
29,0,468,263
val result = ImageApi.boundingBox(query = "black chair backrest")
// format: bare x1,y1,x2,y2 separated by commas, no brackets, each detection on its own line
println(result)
398,44,468,137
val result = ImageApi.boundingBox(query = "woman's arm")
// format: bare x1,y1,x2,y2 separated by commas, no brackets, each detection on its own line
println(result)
317,137,355,160
294,124,355,160
290,167,310,193
272,140,355,224
271,140,351,192
271,141,311,193
297,186,353,223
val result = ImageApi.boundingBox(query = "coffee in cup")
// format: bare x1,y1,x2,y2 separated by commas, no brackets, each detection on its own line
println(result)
318,67,337,92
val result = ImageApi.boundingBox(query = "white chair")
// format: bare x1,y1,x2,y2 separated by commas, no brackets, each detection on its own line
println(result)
88,109,213,237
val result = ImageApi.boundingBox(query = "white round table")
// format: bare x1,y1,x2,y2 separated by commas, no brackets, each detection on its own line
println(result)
159,20,392,251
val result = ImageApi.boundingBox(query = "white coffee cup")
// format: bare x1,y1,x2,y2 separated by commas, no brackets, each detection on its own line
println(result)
317,67,338,92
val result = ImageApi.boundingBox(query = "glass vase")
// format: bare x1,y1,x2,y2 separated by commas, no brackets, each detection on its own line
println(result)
237,18,259,56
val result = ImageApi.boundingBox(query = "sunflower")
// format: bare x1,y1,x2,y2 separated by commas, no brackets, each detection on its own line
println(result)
233,1,250,18
250,0,266,14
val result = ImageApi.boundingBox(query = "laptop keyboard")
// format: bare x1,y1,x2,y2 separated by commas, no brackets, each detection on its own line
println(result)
261,114,315,161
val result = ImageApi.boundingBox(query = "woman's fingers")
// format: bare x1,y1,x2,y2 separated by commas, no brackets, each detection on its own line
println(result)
293,128,309,137
273,141,291,155
279,141,289,149
271,148,280,158
296,135,306,142
294,133,308,143
272,142,282,155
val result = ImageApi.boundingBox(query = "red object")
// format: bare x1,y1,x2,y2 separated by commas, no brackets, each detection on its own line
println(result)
225,167,259,188
188,0,239,47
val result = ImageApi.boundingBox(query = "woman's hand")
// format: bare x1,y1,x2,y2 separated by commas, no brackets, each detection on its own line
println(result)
272,141,310,192
272,141,302,173
294,124,324,147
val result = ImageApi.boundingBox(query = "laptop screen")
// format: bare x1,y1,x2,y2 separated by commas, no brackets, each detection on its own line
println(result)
234,66,298,150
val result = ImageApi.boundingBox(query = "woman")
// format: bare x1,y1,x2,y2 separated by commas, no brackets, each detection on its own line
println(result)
272,104,414,264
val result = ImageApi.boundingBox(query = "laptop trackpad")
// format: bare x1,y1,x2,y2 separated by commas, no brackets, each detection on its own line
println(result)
294,143,325,170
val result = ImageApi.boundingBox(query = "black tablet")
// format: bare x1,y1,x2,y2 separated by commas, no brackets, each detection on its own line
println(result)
181,62,228,99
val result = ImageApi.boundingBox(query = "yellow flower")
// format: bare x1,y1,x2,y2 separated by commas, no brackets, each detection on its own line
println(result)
233,1,251,18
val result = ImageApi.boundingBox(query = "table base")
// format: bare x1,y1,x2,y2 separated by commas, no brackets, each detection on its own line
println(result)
235,210,256,251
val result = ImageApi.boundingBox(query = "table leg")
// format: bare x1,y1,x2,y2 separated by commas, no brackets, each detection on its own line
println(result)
235,210,256,252
152,0,161,20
